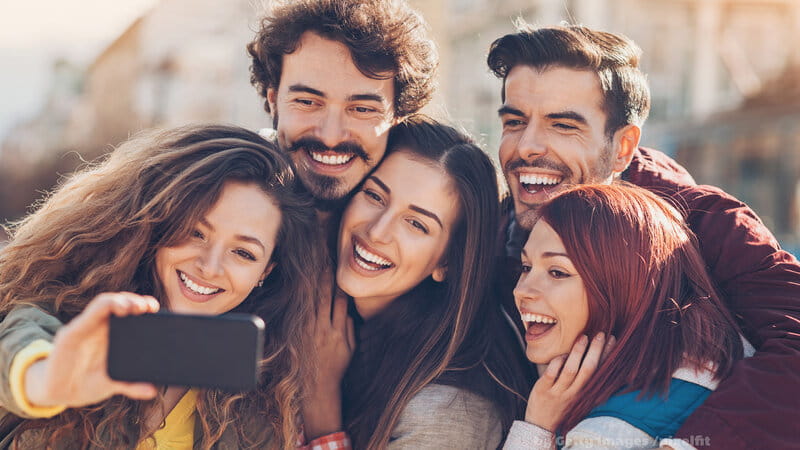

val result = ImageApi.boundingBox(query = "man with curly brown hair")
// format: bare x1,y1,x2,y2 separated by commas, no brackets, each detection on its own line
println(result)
247,0,437,211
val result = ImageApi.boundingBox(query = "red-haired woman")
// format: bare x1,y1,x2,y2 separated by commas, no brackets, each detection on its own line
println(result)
505,183,751,450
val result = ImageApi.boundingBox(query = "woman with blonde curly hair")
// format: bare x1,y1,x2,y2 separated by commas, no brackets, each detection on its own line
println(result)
0,124,323,449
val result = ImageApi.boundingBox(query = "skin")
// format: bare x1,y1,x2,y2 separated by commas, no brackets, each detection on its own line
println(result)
498,65,640,229
513,220,616,432
26,182,281,433
268,32,398,203
336,150,458,320
514,220,589,365
156,181,278,316
304,151,462,440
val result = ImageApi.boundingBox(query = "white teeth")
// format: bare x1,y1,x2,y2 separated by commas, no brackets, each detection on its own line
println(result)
310,152,354,165
354,243,392,268
520,312,557,324
179,272,221,295
519,174,561,185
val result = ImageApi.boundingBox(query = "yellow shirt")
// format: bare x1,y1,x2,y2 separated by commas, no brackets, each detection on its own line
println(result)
137,389,198,450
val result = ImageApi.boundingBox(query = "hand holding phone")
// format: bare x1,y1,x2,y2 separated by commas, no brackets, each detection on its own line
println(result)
24,292,160,409
108,312,265,391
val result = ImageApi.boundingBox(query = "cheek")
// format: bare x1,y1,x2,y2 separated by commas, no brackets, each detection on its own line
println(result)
498,140,515,166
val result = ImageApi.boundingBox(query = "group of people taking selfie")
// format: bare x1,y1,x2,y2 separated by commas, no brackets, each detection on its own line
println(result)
0,0,797,449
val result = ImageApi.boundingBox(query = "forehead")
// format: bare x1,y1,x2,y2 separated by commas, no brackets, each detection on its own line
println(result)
373,151,460,227
205,182,280,241
279,32,395,102
525,220,567,255
504,65,606,122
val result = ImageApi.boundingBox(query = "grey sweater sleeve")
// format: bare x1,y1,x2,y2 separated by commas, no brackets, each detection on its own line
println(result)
388,384,503,450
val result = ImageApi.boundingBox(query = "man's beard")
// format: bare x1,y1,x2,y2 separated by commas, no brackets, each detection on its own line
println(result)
288,136,371,201
505,143,615,230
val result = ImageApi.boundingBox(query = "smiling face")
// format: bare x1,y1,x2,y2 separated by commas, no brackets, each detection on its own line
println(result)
499,65,635,229
336,151,460,319
268,32,397,202
514,219,589,365
155,181,280,315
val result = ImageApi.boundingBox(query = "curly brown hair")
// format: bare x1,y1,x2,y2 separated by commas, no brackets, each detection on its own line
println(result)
247,0,437,118
0,125,324,449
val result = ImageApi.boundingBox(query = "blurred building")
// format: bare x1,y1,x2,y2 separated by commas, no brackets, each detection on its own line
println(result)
0,0,268,220
2,0,799,251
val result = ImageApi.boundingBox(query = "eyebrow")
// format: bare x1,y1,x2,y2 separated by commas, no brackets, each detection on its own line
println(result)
498,105,525,117
547,111,588,125
520,248,570,259
369,175,444,229
288,84,386,104
498,106,589,127
199,217,265,253
288,84,325,97
348,93,386,104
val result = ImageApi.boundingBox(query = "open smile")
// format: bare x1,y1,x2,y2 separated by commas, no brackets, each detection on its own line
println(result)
518,172,563,195
520,311,558,340
177,270,224,302
305,150,356,173
351,237,394,273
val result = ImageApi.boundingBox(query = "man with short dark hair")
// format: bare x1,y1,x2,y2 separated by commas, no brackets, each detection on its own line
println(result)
489,23,800,449
247,0,437,216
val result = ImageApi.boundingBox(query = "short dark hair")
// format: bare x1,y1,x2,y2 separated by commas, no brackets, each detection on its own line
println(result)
247,0,437,118
487,23,650,136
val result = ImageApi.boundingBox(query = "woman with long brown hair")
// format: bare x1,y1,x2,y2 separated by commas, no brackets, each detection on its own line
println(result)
302,116,531,449
0,125,323,448
505,183,748,449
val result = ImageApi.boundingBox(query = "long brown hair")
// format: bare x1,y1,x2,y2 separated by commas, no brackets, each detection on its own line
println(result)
535,183,742,432
341,116,529,449
0,125,323,449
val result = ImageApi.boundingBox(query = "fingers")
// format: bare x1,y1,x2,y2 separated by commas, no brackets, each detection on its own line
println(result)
541,354,567,384
572,332,605,388
331,292,348,330
67,293,159,336
317,269,336,319
345,317,356,352
600,335,617,362
554,334,589,388
111,381,158,401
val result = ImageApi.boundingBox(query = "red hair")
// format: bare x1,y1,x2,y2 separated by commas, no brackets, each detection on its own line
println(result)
537,183,742,432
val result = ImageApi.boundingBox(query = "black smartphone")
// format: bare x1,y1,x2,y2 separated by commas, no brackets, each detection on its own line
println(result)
108,312,265,391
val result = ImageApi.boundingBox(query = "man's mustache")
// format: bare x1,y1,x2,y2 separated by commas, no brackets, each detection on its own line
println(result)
505,157,570,175
289,137,371,163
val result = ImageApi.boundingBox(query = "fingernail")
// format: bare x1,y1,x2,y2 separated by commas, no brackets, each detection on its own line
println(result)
596,332,605,340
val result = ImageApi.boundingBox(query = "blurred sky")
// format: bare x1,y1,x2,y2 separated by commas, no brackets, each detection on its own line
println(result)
0,0,159,141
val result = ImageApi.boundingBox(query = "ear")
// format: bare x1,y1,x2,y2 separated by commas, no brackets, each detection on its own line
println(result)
432,265,447,283
267,87,278,114
610,124,640,173
260,261,276,283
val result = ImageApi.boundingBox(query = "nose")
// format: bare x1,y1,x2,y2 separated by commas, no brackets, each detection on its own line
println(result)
516,122,546,161
366,210,393,245
316,109,349,149
513,270,539,303
196,244,224,278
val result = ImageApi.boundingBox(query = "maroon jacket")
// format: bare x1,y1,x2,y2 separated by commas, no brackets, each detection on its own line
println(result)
624,148,800,448
498,147,800,448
